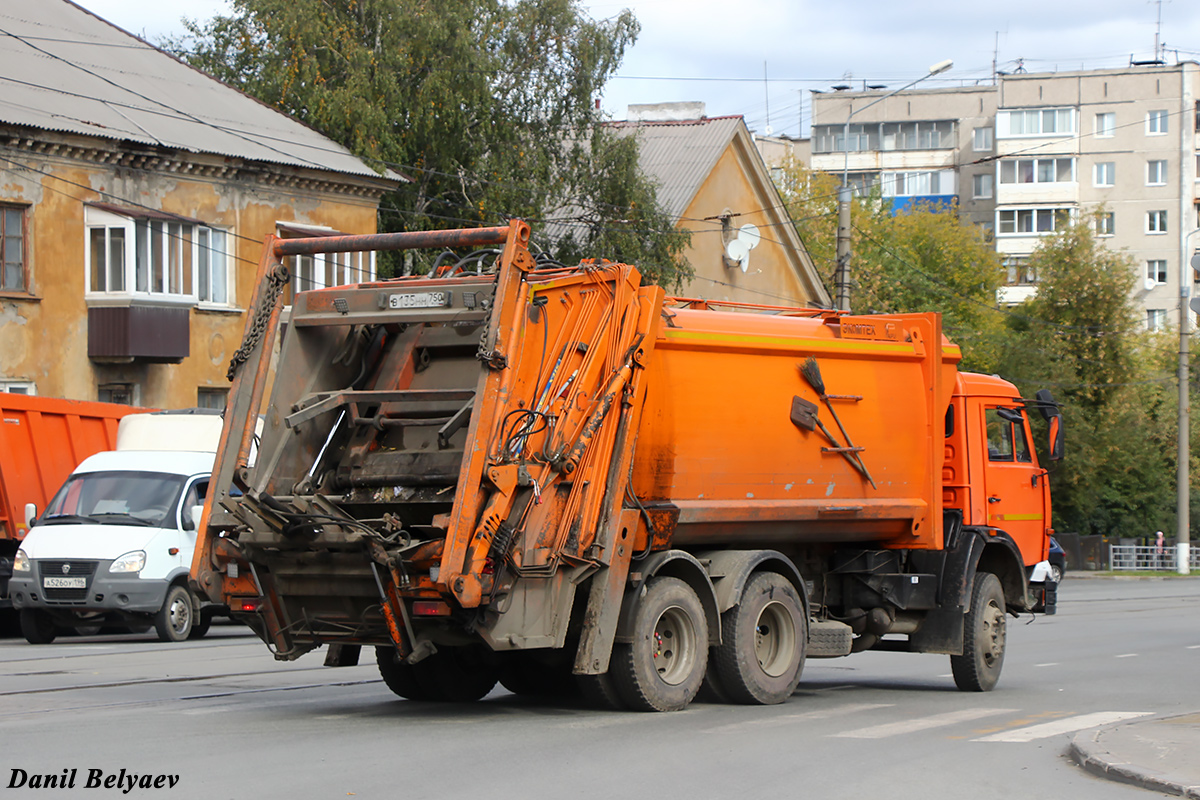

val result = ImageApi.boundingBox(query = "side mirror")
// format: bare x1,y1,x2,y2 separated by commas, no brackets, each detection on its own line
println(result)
1034,389,1065,462
183,504,204,532
24,502,37,527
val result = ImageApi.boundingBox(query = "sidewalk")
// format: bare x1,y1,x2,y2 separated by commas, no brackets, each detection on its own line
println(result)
1071,713,1200,798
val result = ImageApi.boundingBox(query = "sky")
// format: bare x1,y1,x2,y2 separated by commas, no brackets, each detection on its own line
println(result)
74,0,1200,138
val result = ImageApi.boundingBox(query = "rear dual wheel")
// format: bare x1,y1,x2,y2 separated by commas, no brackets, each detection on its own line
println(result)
713,572,806,705
611,577,708,712
376,645,498,702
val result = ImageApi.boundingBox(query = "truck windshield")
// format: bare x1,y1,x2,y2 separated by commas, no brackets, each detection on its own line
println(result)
41,471,186,528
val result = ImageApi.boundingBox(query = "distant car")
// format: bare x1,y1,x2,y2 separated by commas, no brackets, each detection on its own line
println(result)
1048,537,1066,582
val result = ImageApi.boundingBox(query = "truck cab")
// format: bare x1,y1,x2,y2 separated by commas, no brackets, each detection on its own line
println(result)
9,411,226,643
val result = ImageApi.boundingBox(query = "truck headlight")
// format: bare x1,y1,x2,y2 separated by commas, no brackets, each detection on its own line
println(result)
13,549,30,573
109,551,146,574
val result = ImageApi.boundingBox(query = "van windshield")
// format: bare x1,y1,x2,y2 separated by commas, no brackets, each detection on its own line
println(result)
41,471,186,528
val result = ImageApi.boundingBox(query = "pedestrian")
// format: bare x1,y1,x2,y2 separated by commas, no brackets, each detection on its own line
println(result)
1156,531,1165,569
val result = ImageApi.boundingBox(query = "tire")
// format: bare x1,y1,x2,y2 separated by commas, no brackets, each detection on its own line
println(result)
19,609,57,644
577,672,626,711
423,646,499,702
611,576,708,712
154,585,194,643
694,660,732,704
73,624,103,637
1049,564,1064,583
376,646,433,701
951,572,1007,692
188,608,213,640
713,572,806,705
498,651,579,699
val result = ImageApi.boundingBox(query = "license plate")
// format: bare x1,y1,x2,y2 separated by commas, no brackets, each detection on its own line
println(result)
43,576,86,589
388,291,449,310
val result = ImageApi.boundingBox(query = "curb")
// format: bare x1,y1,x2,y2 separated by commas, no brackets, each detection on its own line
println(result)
1070,718,1200,799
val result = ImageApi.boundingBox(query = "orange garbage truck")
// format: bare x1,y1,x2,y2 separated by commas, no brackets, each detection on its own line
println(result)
0,394,143,610
193,220,1064,711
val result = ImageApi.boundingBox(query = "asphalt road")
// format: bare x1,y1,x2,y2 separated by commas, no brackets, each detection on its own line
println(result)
1,577,1196,799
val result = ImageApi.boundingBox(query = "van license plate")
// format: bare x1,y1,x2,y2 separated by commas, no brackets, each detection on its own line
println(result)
43,577,86,589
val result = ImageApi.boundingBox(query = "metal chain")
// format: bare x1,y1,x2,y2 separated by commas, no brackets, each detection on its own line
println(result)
227,263,290,381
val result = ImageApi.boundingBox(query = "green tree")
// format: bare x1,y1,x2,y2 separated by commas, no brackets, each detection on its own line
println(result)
170,0,689,283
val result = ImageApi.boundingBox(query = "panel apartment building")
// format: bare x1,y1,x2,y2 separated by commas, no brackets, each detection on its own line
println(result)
809,63,1200,329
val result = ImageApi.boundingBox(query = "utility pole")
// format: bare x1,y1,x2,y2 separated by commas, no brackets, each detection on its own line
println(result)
836,59,952,312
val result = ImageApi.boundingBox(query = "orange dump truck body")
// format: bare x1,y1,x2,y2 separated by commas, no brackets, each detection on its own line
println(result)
195,221,1060,709
0,394,144,604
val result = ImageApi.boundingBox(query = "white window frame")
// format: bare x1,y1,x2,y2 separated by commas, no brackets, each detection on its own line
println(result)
84,207,234,306
999,157,1075,185
1147,309,1167,331
1094,162,1115,187
997,107,1076,138
1146,109,1169,135
1147,210,1168,234
1147,160,1168,186
997,207,1074,236
0,380,35,394
1097,212,1115,237
972,173,994,199
1095,112,1116,138
973,126,994,151
1147,259,1168,285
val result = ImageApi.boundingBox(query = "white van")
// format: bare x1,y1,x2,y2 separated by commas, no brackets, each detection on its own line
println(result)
9,410,225,643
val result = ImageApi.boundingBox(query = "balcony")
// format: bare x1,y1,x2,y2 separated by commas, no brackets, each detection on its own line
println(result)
88,303,190,363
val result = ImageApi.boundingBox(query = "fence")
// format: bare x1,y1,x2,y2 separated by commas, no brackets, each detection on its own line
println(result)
1109,544,1200,571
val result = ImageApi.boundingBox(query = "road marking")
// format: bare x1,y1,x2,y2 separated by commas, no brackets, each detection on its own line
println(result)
1115,654,1138,659
972,711,1153,743
833,708,1015,739
1035,663,1059,667
1188,645,1200,650
705,703,892,734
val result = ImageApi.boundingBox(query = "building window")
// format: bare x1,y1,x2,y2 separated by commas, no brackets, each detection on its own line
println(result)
999,158,1075,184
98,382,138,405
972,173,994,199
0,380,35,394
811,121,957,154
1147,160,1168,186
1,204,26,293
1003,256,1037,285
1147,210,1168,234
973,126,994,151
1094,162,1115,187
977,221,995,242
880,170,956,198
811,124,879,154
998,107,1076,137
276,222,378,304
1095,112,1116,138
84,206,232,304
1147,309,1167,331
1097,212,1115,236
197,387,228,410
997,207,1072,235
1147,259,1168,284
1147,109,1169,135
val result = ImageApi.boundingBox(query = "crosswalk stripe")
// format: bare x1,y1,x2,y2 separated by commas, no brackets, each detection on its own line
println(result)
832,708,1015,739
971,711,1153,743
705,703,892,735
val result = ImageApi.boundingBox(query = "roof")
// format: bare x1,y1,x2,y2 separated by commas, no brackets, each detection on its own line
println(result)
0,0,397,183
606,116,744,222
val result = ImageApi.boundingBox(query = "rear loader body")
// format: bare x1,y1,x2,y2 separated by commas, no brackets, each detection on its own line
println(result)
194,220,1061,710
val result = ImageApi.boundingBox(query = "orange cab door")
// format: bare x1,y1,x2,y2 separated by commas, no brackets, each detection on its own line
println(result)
981,406,1047,565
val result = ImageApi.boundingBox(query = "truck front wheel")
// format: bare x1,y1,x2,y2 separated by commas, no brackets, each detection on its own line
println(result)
19,609,57,644
611,576,708,712
714,572,806,704
154,585,194,643
951,572,1006,692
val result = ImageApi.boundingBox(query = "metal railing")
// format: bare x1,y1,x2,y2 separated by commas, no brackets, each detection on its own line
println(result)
1109,544,1200,571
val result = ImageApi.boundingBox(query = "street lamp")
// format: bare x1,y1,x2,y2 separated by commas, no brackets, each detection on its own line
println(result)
835,58,953,311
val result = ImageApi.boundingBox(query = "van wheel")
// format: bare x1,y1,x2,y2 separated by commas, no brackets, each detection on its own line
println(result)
611,576,708,712
714,572,806,705
19,609,57,644
154,585,194,643
951,572,1007,691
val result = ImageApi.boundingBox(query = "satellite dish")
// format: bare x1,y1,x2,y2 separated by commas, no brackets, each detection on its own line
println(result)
1144,278,1157,292
738,224,761,249
725,239,751,272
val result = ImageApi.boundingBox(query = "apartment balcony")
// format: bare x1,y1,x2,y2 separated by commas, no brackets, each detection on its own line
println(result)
87,302,190,363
